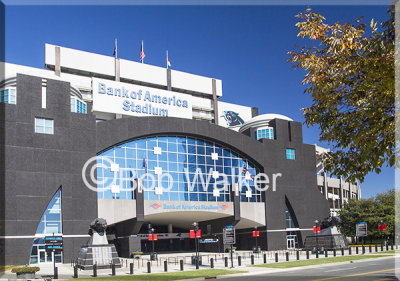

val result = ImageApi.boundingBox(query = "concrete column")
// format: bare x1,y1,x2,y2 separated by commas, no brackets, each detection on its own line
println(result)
212,79,218,125
115,58,120,81
323,172,328,200
168,224,173,233
55,46,61,76
167,69,172,91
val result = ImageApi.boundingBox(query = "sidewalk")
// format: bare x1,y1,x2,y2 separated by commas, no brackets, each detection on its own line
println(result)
0,247,396,280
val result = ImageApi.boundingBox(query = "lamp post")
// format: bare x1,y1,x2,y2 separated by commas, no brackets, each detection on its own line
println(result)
151,228,155,257
315,220,319,254
380,220,384,247
192,222,199,265
254,226,258,253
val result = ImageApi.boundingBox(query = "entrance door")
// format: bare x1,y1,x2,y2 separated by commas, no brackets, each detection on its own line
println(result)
287,238,296,249
38,249,53,264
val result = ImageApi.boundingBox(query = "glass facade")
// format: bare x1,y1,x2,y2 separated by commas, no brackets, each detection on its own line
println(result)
286,148,295,160
255,128,274,140
97,136,263,202
30,189,63,264
0,88,16,104
35,118,54,134
71,97,87,114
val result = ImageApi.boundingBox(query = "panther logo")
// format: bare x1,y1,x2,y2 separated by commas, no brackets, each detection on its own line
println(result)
222,111,245,127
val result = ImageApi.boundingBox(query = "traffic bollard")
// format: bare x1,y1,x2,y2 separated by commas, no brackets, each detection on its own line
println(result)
369,245,372,253
238,256,241,266
73,265,78,278
264,253,267,263
251,255,254,265
147,261,151,273
93,264,97,277
381,244,384,251
180,260,184,271
225,257,228,267
296,251,299,260
333,249,336,257
324,250,328,258
130,263,134,274
275,252,278,262
349,247,352,255
306,250,309,259
211,258,214,268
375,244,378,252
164,260,168,272
286,252,289,261
341,248,344,256
111,263,116,276
356,247,359,255
362,246,365,255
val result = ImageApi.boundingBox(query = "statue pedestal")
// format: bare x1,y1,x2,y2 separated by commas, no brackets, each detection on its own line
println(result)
77,244,121,270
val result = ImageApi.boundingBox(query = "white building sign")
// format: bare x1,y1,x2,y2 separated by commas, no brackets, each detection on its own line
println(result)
92,78,192,119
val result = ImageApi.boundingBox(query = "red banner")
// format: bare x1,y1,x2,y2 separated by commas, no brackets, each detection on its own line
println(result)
148,234,158,241
252,231,260,237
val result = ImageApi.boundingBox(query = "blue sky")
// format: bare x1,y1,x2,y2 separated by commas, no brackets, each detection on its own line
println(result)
4,4,394,198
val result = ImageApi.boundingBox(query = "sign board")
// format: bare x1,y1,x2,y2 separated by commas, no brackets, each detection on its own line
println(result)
92,78,192,119
45,236,63,252
217,101,253,131
45,236,63,244
199,239,219,244
223,226,236,245
356,222,368,237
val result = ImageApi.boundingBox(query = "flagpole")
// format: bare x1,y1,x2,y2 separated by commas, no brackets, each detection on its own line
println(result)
142,40,144,64
115,38,118,59
166,50,168,69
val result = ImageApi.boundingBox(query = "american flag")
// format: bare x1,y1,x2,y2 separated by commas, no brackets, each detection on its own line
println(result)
140,40,146,62
142,157,147,173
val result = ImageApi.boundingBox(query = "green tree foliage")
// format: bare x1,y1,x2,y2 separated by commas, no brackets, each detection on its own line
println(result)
338,190,395,240
287,6,395,183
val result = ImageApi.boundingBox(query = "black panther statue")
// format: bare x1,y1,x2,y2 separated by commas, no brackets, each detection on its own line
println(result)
88,218,107,236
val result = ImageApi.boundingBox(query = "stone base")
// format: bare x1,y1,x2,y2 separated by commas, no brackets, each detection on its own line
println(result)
77,244,121,270
304,234,349,250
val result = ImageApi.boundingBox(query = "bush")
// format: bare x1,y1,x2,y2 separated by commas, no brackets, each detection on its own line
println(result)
225,246,237,252
130,251,144,258
11,265,40,274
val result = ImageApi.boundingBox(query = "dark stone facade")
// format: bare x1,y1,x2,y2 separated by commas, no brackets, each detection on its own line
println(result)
1,72,330,265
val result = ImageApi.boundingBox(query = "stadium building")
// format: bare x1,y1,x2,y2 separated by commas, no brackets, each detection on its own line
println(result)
0,44,359,265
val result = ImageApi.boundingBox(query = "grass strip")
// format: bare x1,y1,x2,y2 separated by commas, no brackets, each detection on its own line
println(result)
250,255,393,268
0,265,15,272
66,269,247,281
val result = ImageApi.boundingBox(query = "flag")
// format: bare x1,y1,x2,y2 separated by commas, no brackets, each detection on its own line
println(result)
140,40,146,62
142,157,147,173
113,38,117,58
166,50,171,68
242,164,253,180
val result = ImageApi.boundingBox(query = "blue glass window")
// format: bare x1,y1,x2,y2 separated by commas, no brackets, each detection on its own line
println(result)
30,189,62,264
255,127,274,140
71,97,87,114
97,136,264,203
286,148,295,160
35,117,54,135
0,88,16,104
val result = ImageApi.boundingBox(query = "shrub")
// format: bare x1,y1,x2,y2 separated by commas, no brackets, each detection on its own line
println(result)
11,265,40,274
130,251,144,258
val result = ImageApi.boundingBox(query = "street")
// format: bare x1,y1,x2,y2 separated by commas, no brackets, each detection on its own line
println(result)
221,257,398,281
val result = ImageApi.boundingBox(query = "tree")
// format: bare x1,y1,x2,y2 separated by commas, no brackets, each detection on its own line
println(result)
287,6,395,183
338,190,395,241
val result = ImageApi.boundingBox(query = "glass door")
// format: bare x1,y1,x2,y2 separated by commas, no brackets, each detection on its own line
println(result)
287,238,296,249
38,248,53,264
